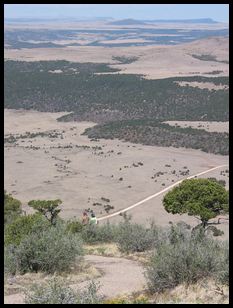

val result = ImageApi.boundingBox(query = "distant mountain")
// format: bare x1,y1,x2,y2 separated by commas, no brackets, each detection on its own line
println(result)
5,17,220,25
108,18,146,25
143,18,219,24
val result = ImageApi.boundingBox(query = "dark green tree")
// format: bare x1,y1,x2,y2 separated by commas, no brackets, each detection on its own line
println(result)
28,199,62,225
4,190,22,224
163,178,228,228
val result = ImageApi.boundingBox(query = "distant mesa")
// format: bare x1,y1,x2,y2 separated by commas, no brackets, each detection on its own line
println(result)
143,18,219,24
108,18,219,25
107,18,147,25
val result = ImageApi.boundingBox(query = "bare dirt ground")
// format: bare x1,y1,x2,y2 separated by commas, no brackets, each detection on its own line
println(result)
4,254,146,304
174,81,228,90
164,121,229,133
4,109,229,238
4,252,229,304
76,255,146,298
4,36,229,79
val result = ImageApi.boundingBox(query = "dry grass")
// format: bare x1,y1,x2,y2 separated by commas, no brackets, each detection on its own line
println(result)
4,36,229,79
84,243,151,264
84,243,121,258
4,259,101,297
154,279,229,304
102,278,229,304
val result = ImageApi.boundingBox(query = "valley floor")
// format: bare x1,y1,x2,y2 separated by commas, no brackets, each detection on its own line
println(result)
4,109,229,238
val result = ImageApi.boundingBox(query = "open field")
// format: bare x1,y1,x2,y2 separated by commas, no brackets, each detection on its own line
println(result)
164,121,229,133
174,81,228,90
4,109,229,238
4,36,228,80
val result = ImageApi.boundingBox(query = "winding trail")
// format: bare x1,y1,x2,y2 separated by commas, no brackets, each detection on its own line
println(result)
4,165,228,304
4,255,146,304
73,255,146,298
98,165,228,221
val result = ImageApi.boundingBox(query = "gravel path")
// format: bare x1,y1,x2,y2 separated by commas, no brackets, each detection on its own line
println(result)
4,255,146,304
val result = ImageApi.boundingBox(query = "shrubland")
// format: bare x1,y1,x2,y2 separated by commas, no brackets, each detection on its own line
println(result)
4,191,229,303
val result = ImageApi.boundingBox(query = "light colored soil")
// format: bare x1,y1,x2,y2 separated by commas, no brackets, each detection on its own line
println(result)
4,254,146,304
98,165,228,221
4,36,229,79
4,293,25,304
164,121,229,133
4,109,229,239
100,38,153,44
175,81,228,90
75,255,146,298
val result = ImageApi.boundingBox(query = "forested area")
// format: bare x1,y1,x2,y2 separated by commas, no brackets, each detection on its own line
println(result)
4,60,229,154
83,120,229,155
5,60,228,122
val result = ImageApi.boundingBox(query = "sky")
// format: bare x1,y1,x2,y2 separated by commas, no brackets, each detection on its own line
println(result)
4,4,229,23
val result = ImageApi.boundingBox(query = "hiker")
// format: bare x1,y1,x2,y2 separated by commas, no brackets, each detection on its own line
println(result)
82,211,89,225
89,212,98,225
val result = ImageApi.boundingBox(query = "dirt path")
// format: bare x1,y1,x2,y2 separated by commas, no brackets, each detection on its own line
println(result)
98,165,228,221
4,255,146,304
73,255,146,298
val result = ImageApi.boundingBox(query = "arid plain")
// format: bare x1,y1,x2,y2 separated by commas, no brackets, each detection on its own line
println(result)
4,19,229,237
4,109,229,238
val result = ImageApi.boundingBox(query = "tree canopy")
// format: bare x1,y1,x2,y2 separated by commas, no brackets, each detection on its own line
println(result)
28,199,62,225
163,178,229,227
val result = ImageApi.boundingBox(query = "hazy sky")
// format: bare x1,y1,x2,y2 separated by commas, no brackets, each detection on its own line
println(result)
4,4,229,23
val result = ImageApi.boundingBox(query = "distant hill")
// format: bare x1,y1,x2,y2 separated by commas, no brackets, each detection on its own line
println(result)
108,18,146,25
108,18,219,25
143,18,219,24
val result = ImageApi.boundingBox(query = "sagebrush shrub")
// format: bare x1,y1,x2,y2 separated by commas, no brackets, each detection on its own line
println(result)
4,245,18,276
145,224,229,292
213,240,229,286
116,221,159,253
66,219,84,234
14,223,83,274
25,278,102,304
81,222,118,244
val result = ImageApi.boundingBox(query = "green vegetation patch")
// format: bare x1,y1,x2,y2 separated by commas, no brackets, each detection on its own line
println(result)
5,60,228,122
191,54,229,64
83,119,229,155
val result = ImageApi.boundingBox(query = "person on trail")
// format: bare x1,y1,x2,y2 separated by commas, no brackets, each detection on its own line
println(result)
82,211,89,225
89,212,98,225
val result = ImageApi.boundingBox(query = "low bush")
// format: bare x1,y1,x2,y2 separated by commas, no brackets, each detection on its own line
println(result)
4,191,22,225
145,224,229,292
25,278,102,304
4,245,18,276
116,221,159,253
66,219,84,234
8,223,83,274
4,213,49,246
81,222,118,244
213,241,229,286
206,225,224,237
